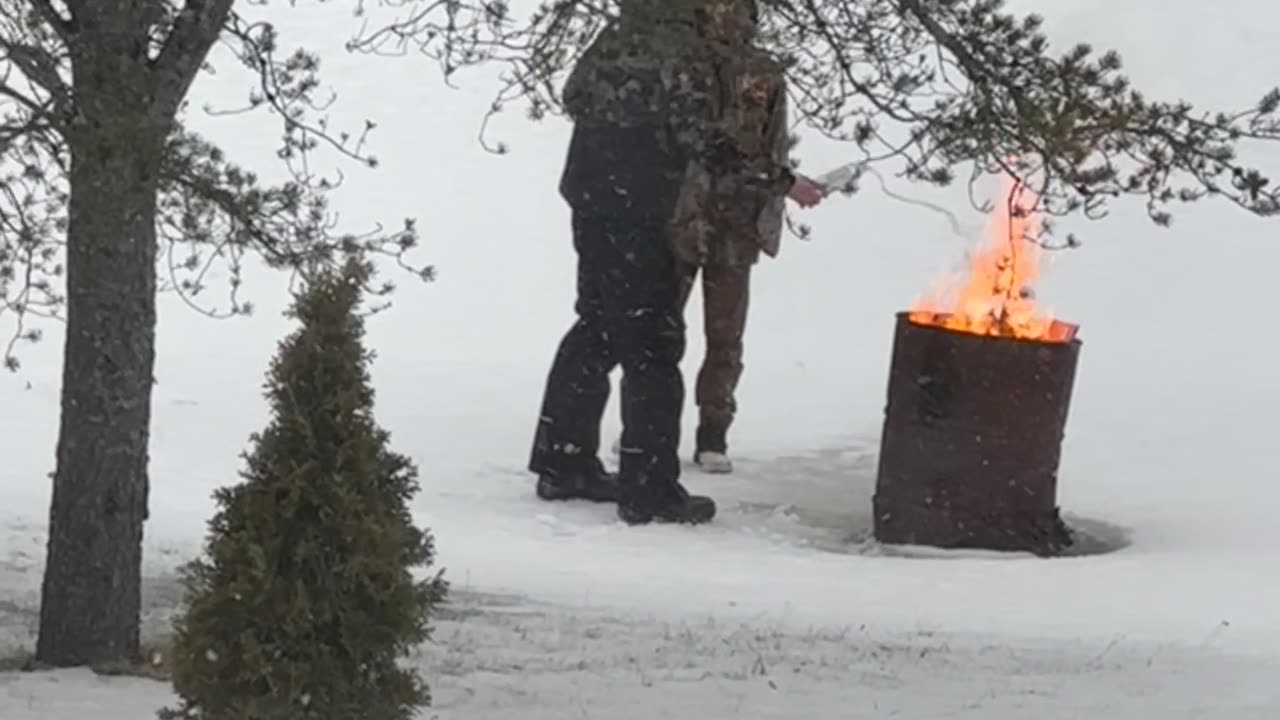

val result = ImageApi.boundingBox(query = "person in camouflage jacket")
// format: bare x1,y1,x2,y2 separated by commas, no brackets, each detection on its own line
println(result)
613,0,825,474
530,0,825,525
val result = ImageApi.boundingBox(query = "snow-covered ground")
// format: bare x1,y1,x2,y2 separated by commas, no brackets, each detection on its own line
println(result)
4,0,1280,717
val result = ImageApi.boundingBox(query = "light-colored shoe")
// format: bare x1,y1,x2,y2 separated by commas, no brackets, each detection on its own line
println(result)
694,450,733,474
610,435,622,456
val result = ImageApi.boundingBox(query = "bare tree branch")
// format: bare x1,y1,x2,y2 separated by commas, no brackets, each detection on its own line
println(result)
347,0,1280,247
28,0,74,42
150,0,236,111
0,37,69,101
0,0,431,370
0,76,44,115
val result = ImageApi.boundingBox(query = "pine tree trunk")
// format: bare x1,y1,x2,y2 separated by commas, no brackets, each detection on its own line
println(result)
35,108,166,667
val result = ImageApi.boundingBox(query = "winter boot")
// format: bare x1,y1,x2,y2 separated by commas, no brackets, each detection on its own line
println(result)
536,458,620,503
617,478,717,525
693,425,733,474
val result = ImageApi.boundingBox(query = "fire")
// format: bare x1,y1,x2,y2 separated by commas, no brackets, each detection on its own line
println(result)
908,176,1074,344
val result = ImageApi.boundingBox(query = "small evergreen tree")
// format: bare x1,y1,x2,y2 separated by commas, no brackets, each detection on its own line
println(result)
161,258,447,720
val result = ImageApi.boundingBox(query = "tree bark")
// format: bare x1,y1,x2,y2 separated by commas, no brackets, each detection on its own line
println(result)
35,102,166,668
31,2,230,668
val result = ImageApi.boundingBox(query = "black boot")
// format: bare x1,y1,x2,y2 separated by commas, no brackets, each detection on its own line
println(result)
693,425,733,474
617,478,716,525
536,459,620,503
695,425,728,455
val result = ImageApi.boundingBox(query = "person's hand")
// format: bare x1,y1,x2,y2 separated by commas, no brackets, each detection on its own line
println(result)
788,174,826,208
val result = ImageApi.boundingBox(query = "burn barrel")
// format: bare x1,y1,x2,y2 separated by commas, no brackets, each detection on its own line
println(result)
872,312,1081,556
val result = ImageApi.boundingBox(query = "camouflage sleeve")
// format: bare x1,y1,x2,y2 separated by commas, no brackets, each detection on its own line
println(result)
763,84,796,195
699,75,793,196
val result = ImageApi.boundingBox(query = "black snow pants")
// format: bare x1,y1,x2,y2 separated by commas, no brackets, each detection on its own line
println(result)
529,210,687,488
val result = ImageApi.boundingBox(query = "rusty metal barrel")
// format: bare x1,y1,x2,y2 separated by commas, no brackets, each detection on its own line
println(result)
872,312,1082,556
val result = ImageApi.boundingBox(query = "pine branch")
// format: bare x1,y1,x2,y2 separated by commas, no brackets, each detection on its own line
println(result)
153,127,429,318
1,0,432,370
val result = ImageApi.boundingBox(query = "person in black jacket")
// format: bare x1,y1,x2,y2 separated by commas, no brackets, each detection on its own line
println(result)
528,0,823,525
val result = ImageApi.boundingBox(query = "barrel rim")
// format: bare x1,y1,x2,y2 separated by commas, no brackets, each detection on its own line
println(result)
894,310,1082,349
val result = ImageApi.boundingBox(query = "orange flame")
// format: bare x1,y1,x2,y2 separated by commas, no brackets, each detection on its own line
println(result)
908,176,1075,344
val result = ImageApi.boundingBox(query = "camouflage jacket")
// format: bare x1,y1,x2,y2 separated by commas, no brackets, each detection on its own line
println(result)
560,14,792,237
667,48,793,268
558,19,719,218
561,15,710,130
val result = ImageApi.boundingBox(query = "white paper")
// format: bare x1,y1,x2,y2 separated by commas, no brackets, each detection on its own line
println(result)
813,161,863,194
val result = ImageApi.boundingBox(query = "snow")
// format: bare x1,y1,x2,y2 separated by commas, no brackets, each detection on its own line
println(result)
4,0,1280,717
